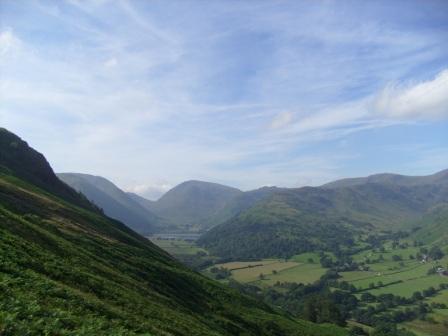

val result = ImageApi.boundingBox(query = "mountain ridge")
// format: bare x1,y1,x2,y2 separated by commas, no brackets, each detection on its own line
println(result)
57,172,166,235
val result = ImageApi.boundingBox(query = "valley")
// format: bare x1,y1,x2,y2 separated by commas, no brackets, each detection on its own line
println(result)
60,160,448,336
3,1,448,335
152,225,448,336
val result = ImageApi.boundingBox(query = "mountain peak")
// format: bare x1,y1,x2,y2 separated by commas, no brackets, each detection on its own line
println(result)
0,128,94,210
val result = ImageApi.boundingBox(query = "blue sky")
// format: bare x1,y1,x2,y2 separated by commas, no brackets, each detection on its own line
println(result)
1,0,447,199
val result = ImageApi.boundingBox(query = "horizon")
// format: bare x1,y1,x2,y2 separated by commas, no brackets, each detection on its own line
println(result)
1,0,448,200
55,166,448,201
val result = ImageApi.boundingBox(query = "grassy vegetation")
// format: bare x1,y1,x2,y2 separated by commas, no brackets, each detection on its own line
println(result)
150,238,208,255
0,173,347,336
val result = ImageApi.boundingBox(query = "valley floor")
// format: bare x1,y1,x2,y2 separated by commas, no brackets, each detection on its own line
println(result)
152,235,448,336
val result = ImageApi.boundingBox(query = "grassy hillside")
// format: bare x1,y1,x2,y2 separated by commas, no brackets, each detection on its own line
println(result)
200,178,448,260
411,204,448,246
0,128,94,211
0,130,346,336
324,170,448,188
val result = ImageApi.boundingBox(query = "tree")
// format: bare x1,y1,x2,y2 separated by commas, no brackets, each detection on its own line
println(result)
428,246,444,260
349,326,368,335
412,291,423,301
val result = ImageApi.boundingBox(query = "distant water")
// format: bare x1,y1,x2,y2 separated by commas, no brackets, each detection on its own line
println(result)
149,233,202,241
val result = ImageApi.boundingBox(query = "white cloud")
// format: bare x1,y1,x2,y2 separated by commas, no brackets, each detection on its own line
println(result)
0,29,21,56
125,181,173,200
270,111,293,129
371,69,448,120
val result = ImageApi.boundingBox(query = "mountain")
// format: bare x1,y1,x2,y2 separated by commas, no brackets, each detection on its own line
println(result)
200,170,448,260
57,173,166,235
127,191,155,211
0,129,346,336
323,169,448,188
0,128,94,211
411,203,448,245
149,180,243,232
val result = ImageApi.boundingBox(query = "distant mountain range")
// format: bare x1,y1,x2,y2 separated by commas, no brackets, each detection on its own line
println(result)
199,170,448,259
59,166,448,256
60,175,243,234
0,127,345,336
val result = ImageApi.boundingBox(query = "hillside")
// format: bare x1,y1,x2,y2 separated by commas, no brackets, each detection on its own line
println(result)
411,203,448,245
149,180,242,232
0,129,346,336
200,172,448,260
0,128,94,211
324,170,448,188
58,173,166,235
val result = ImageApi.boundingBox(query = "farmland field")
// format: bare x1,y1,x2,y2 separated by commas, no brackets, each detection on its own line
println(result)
213,253,329,285
150,238,208,255
340,256,448,297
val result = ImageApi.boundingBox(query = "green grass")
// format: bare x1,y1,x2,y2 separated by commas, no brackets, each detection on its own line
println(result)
212,252,329,286
150,238,208,256
402,318,448,336
256,263,327,286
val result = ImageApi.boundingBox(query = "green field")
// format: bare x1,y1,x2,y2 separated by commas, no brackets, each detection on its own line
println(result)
150,238,208,255
340,256,448,297
256,262,328,286
212,253,329,285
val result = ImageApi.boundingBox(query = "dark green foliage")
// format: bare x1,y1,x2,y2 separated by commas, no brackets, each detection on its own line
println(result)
199,170,448,260
199,196,360,259
348,326,368,335
371,322,416,336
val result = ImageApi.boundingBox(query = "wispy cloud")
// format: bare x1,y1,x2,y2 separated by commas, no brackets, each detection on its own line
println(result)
371,70,448,120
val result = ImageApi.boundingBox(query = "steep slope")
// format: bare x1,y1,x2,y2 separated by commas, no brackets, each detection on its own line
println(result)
411,203,448,246
127,191,156,211
57,173,165,235
0,129,346,336
149,180,242,232
205,186,280,228
200,172,448,260
0,128,94,211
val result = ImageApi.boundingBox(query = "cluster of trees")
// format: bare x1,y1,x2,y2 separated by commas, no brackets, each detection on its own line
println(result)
209,266,231,280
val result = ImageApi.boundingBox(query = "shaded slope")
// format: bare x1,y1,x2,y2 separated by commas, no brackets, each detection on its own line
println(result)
150,180,242,232
0,128,94,211
58,173,165,235
127,191,156,212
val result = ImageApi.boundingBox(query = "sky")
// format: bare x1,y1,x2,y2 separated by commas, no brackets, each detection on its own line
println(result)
1,0,448,200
